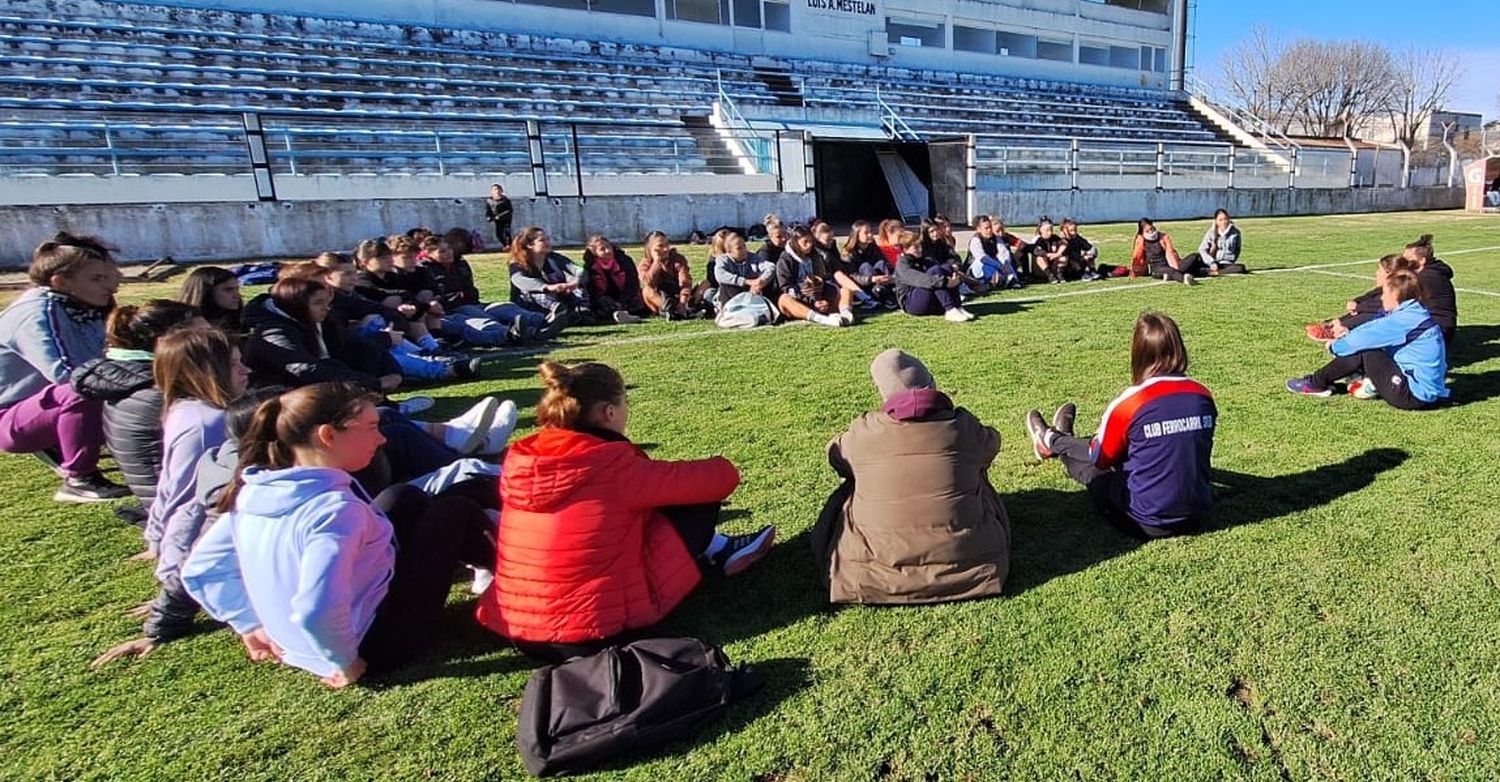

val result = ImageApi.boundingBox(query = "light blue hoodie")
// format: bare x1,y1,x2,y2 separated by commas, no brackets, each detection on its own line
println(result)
181,466,395,678
1330,299,1449,403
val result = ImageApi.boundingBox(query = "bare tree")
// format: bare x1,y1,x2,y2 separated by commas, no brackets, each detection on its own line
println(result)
1284,40,1397,138
1383,48,1462,186
1218,26,1294,125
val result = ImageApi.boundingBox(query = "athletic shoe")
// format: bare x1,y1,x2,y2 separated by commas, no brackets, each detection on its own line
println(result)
468,566,495,596
882,297,901,310
1051,402,1077,437
1348,377,1380,400
708,526,777,577
957,307,977,321
1081,271,1101,282
1305,322,1335,342
452,357,484,381
471,400,519,455
1183,274,1197,286
444,396,501,454
396,396,436,416
54,472,131,503
944,308,970,323
810,312,844,328
858,298,881,311
612,310,642,325
839,308,856,326
539,309,571,340
1285,377,1333,398
1024,410,1054,460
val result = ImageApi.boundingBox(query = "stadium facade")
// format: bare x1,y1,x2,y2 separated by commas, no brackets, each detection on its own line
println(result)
139,0,1187,91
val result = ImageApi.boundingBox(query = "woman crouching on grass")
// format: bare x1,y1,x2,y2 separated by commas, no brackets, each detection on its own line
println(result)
1286,269,1449,409
1025,312,1217,538
182,382,496,687
477,361,775,663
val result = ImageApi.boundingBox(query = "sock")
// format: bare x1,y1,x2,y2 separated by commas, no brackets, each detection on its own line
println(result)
417,333,441,351
703,533,728,558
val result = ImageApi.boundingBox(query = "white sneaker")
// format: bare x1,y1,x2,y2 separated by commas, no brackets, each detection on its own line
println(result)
473,399,519,455
958,307,977,321
443,396,501,455
810,312,844,328
944,308,969,323
838,308,855,326
612,311,641,325
396,396,436,416
1183,274,1197,286
468,566,495,595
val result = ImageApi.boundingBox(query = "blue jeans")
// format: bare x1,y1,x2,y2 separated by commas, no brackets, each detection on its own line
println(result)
379,409,463,482
440,304,544,346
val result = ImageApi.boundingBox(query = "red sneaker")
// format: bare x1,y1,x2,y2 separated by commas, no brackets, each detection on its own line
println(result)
1304,322,1334,342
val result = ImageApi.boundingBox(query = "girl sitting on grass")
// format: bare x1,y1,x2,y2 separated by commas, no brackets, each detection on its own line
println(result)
841,219,898,308
183,382,496,687
1025,312,1217,538
1286,269,1449,410
177,266,244,332
893,230,974,322
580,234,647,324
1131,218,1200,285
478,361,774,662
509,226,590,320
777,225,856,328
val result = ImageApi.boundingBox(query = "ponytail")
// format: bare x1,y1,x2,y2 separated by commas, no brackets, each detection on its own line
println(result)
536,360,626,431
217,382,380,513
105,299,200,351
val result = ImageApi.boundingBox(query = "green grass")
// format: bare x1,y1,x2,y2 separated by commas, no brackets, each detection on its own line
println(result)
3,210,1499,781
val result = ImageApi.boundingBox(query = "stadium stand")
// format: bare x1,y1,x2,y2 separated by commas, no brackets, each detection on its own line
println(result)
0,1,1234,179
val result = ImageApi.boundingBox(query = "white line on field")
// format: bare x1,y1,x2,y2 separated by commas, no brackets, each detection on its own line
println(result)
1304,269,1500,298
1254,244,1500,275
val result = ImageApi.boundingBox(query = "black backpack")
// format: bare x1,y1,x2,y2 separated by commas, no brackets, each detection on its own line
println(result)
516,637,761,777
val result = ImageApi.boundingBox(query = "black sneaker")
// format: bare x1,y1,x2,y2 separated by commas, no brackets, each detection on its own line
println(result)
1024,410,1055,461
538,309,571,340
707,526,776,577
55,473,131,503
453,356,484,381
1051,403,1077,438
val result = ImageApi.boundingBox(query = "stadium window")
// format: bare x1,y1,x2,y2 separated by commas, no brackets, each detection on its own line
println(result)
763,1,791,32
886,18,944,49
667,0,729,24
592,0,655,15
1036,38,1072,62
732,0,760,27
517,0,589,9
1154,47,1168,73
1109,45,1139,69
1079,43,1109,67
1095,0,1170,13
995,30,1037,58
953,25,998,55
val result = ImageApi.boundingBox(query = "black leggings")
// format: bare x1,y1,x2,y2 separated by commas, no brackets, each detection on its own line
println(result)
1309,349,1432,410
358,484,497,674
509,503,722,664
1051,433,1198,539
1180,252,1247,275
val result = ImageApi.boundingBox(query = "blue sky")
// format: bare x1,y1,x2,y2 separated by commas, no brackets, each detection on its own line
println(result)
1191,0,1497,118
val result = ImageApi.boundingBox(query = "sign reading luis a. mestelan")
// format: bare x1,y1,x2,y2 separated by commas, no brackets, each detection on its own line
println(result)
805,0,880,17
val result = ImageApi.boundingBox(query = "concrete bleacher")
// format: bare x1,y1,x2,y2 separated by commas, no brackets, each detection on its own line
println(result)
0,0,1231,179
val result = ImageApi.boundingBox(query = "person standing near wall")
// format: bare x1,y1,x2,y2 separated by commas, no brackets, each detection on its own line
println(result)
485,184,514,248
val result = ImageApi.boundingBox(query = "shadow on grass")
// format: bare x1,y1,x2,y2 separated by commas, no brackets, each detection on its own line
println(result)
1005,447,1409,595
365,601,533,687
1445,324,1500,405
958,298,1035,318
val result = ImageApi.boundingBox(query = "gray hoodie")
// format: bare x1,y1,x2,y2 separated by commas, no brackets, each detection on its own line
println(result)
0,287,107,408
142,440,238,643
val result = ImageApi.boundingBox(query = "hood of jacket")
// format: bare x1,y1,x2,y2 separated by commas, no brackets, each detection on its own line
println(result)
195,439,241,508
1423,258,1454,280
71,355,155,402
501,427,638,512
235,465,358,516
240,292,292,332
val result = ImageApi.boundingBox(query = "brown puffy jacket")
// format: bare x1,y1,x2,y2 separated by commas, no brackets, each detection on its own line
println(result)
813,403,1011,604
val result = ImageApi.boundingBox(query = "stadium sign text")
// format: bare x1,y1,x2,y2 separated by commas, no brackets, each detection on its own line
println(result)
806,0,878,16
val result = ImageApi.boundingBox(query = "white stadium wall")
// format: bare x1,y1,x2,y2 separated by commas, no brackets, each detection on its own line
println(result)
0,187,1461,268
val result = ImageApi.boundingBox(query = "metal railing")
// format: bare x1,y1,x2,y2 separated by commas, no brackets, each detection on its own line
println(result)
0,108,769,182
972,133,1343,190
875,85,922,143
1184,73,1301,155
713,71,776,174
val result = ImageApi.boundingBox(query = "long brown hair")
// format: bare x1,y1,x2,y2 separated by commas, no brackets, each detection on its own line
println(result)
219,382,381,511
509,226,548,274
1384,269,1426,306
154,327,240,411
536,360,626,430
842,219,873,255
1130,311,1189,385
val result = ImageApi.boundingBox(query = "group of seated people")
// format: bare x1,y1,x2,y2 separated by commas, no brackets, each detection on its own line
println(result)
0,216,1451,689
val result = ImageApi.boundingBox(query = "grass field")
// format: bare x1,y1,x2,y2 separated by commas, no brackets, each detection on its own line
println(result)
3,210,1499,781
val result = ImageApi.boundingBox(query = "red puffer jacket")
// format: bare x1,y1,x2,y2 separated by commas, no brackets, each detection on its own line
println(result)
477,426,741,644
